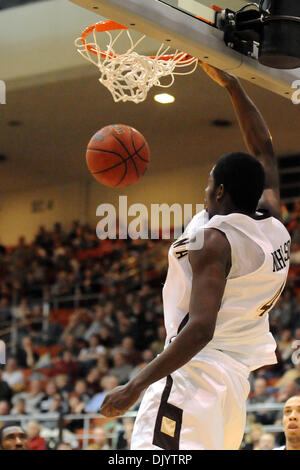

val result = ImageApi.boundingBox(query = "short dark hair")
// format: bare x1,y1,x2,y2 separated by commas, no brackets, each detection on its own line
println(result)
212,152,265,213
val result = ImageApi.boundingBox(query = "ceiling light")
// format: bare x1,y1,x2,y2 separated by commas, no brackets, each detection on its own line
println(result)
154,93,175,104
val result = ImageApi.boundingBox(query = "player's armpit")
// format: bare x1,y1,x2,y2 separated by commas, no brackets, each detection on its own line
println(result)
188,229,230,341
257,187,282,222
256,153,282,223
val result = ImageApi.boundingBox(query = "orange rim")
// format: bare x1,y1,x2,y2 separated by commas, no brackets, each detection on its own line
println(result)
80,20,194,62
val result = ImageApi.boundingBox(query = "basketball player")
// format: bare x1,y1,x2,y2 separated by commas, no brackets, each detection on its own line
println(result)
100,63,291,450
274,395,300,450
0,425,29,450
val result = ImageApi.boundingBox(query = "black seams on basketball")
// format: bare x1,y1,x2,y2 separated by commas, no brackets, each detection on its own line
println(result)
86,124,150,188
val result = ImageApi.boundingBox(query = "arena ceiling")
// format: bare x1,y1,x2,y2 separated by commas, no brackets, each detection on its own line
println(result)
0,0,300,193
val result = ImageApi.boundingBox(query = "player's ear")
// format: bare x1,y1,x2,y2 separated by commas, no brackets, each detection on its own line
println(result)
216,184,224,201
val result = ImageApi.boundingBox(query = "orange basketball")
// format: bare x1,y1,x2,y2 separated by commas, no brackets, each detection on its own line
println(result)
86,124,150,188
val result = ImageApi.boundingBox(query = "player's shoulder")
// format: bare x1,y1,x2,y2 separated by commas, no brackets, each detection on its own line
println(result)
185,210,208,236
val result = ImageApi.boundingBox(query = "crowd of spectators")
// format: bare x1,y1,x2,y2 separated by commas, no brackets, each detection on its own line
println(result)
0,201,299,450
0,220,169,449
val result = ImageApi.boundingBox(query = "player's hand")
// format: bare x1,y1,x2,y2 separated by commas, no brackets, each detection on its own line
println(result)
99,384,141,418
198,60,236,88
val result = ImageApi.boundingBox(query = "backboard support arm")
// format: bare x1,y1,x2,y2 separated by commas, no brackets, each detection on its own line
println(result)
69,0,300,99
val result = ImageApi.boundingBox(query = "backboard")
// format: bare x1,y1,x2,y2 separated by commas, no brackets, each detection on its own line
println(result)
69,0,300,99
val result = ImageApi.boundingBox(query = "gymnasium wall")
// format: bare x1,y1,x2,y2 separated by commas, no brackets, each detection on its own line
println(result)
0,181,83,246
0,163,211,245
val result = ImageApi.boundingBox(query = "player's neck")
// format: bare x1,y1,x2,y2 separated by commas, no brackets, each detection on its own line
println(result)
216,204,254,218
286,438,300,450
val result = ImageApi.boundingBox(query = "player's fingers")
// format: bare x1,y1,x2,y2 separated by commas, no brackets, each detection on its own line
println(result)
100,406,112,417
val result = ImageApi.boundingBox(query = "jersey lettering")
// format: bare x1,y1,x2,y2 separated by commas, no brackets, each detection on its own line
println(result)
173,237,189,260
257,283,285,317
272,240,290,272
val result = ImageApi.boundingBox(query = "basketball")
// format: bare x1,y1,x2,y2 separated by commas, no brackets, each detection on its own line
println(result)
86,124,150,188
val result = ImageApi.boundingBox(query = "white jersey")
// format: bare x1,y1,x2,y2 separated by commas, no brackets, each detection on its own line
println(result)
162,210,291,371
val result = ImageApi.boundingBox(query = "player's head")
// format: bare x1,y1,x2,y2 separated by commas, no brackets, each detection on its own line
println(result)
205,152,265,219
0,425,29,450
282,395,300,449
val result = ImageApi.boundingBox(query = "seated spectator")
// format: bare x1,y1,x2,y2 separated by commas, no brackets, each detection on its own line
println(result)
23,305,44,345
242,423,265,450
83,306,105,342
78,334,106,363
0,400,10,427
27,421,46,450
80,269,100,298
0,424,29,450
2,358,25,391
11,398,27,417
50,393,68,415
150,326,166,355
12,379,45,415
85,375,119,413
0,369,13,402
277,329,294,363
277,380,298,404
51,270,73,298
116,418,135,450
15,337,39,369
112,337,142,367
65,396,86,433
85,368,101,396
87,427,111,450
274,361,300,389
256,433,276,450
39,381,59,413
42,394,68,430
60,314,87,343
0,297,12,322
97,326,115,349
49,351,79,381
59,333,81,358
129,349,155,382
96,356,110,380
24,272,43,302
54,374,71,398
110,353,133,385
68,396,85,416
247,377,278,425
56,442,72,450
73,379,90,404
141,310,158,347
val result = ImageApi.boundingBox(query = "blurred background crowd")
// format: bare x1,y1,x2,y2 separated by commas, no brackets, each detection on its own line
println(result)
0,202,299,450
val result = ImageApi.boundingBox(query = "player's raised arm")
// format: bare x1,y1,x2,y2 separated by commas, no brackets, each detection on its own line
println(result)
199,61,281,221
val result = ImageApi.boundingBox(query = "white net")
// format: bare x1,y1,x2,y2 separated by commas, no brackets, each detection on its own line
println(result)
75,27,198,104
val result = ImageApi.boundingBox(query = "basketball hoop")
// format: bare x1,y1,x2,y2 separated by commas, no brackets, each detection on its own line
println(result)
75,20,198,104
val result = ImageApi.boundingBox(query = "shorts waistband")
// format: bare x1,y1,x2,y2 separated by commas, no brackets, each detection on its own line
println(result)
194,347,250,379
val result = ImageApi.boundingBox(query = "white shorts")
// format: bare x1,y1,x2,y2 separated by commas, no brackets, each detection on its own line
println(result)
131,349,250,450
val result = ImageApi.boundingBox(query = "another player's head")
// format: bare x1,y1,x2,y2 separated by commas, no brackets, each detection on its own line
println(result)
282,395,300,450
205,152,265,219
0,425,29,450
